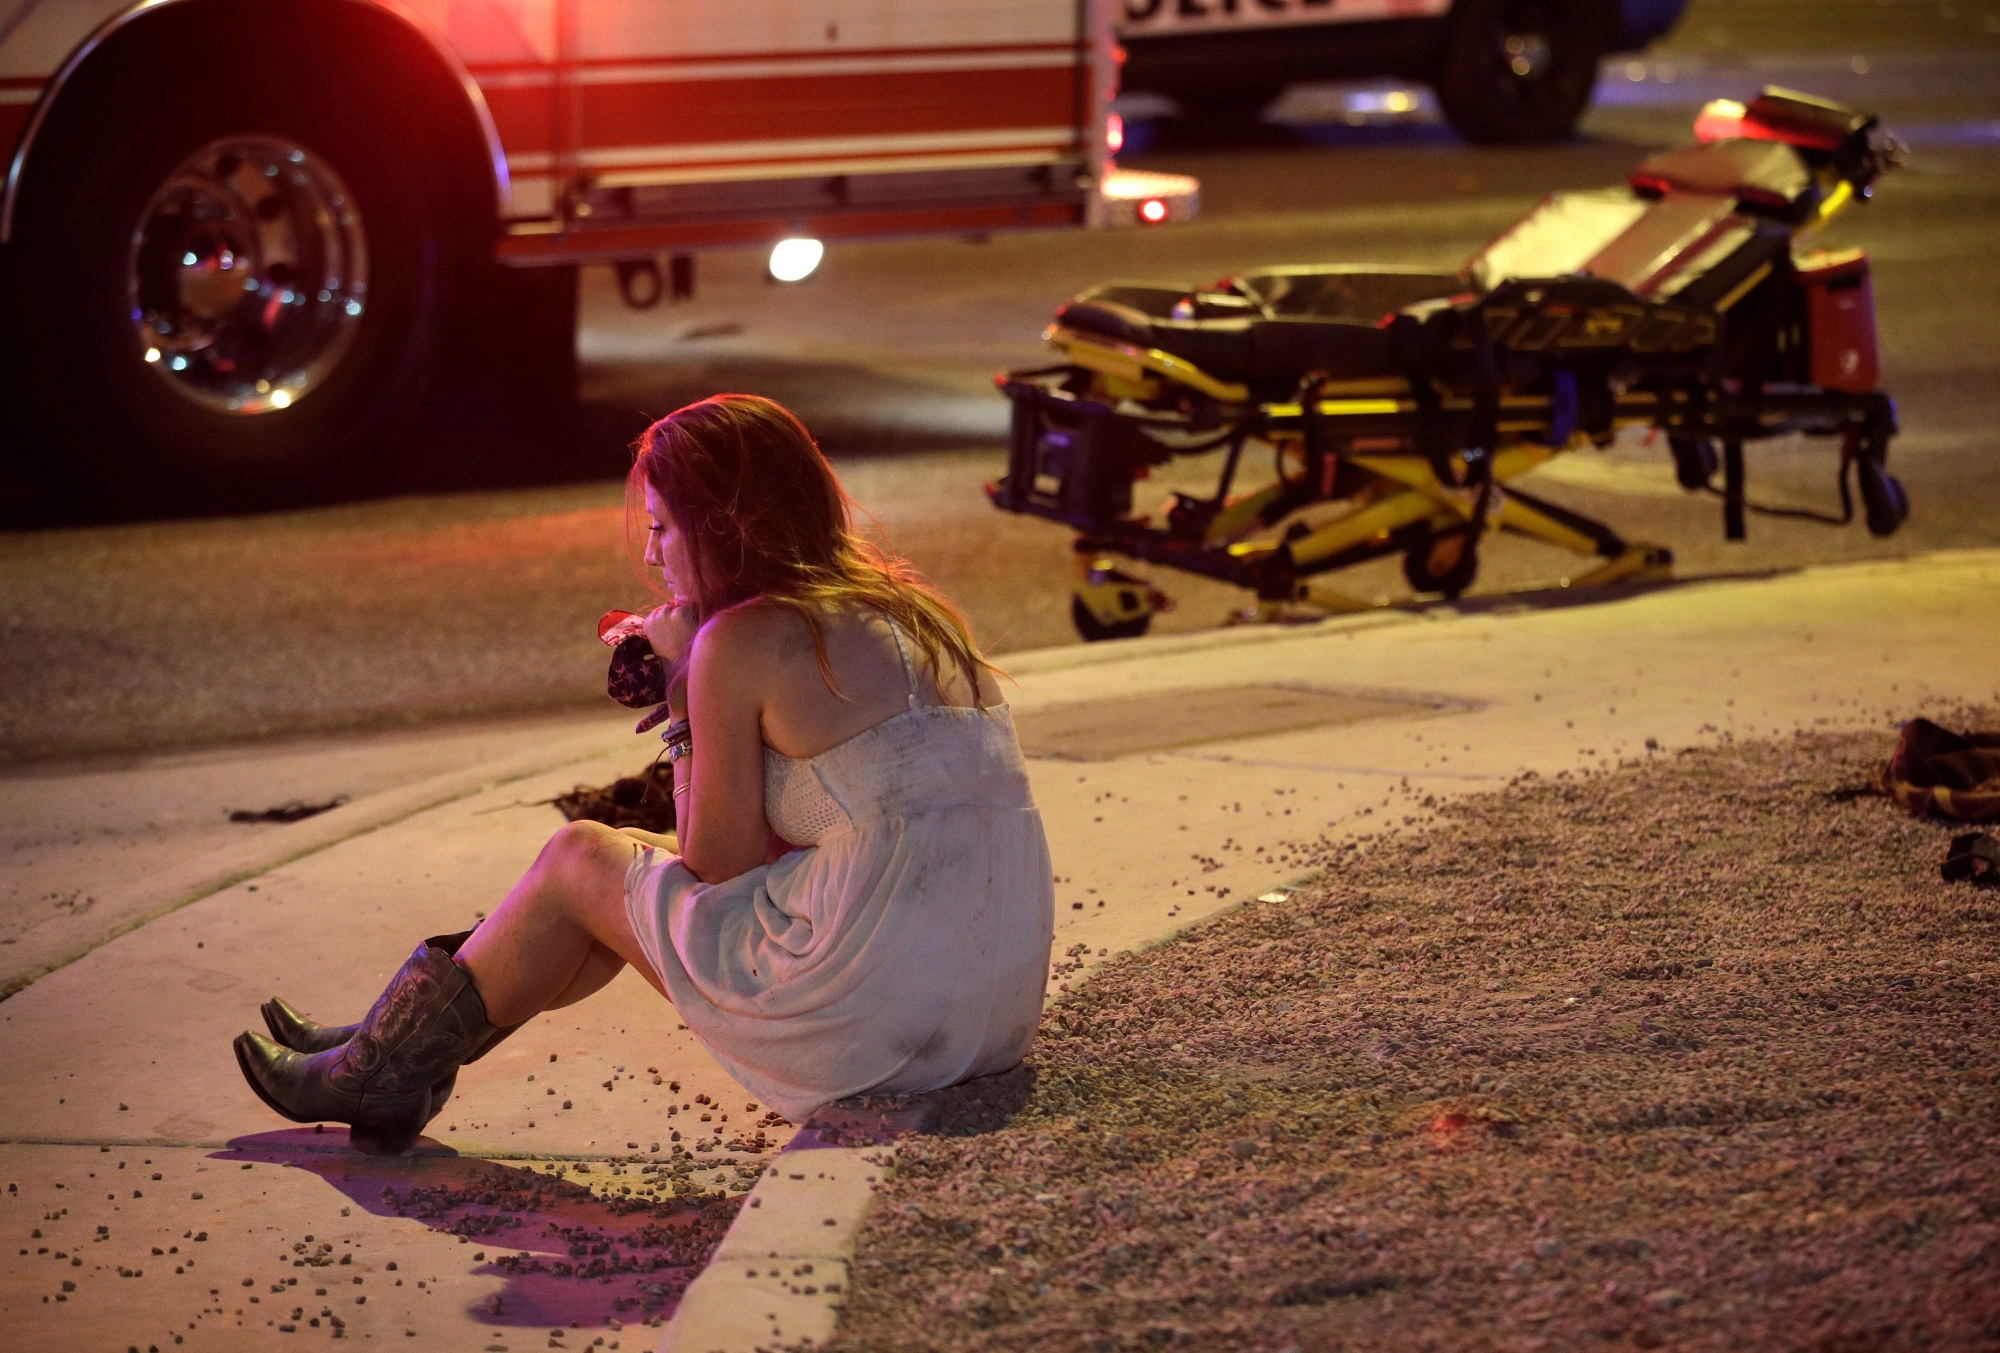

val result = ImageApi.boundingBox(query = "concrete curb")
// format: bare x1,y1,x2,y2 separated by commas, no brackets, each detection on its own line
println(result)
661,1099,939,1352
998,606,1421,677
0,722,640,1001
664,1142,886,1353
991,567,1791,681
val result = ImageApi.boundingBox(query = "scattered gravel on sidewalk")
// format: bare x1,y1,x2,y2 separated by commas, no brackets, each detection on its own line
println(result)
831,716,2000,1352
375,1159,743,1321
5,1145,755,1342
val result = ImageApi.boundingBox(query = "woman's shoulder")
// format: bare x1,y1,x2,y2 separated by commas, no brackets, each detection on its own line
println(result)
693,596,846,667
694,598,790,661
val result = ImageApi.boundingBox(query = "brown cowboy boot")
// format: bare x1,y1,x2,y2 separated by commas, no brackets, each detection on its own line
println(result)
258,930,521,1124
256,930,521,1126
261,930,519,1059
233,937,508,1155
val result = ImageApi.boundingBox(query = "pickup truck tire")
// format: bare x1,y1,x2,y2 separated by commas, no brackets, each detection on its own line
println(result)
1434,0,1606,144
6,44,462,511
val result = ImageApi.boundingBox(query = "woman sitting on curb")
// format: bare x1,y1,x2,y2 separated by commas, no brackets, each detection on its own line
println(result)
234,394,1057,1154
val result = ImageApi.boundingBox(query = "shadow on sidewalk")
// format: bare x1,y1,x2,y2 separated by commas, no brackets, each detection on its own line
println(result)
1420,566,1802,619
213,1129,741,1332
799,1065,1040,1145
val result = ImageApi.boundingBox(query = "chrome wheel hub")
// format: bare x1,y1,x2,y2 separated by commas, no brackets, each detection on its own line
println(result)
128,135,367,415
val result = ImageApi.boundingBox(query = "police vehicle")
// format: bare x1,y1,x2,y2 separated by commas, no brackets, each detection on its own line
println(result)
1119,0,1690,143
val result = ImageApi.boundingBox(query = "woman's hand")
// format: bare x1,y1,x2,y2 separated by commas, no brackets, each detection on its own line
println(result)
645,603,699,714
644,603,699,666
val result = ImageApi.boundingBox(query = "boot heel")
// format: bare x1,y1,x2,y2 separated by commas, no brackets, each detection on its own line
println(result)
346,1092,433,1156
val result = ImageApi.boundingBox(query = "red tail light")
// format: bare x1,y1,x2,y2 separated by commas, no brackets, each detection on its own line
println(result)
1693,98,1746,145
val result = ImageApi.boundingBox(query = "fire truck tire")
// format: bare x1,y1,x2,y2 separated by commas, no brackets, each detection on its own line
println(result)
418,261,581,489
6,51,467,510
1433,0,1606,144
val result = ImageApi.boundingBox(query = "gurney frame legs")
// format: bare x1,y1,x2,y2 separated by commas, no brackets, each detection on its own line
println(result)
992,371,1894,639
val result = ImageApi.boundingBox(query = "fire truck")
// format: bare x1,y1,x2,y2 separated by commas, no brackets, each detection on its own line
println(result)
0,0,1191,508
1119,0,1689,144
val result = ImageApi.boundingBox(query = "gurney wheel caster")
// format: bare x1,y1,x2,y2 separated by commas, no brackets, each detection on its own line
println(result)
1071,595,1152,643
1859,460,1909,538
1402,529,1479,599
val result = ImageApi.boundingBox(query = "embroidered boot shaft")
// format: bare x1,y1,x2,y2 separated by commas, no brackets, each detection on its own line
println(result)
233,937,504,1155
256,929,522,1129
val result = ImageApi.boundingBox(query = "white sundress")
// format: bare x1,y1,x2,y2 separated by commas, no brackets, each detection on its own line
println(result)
623,618,1056,1123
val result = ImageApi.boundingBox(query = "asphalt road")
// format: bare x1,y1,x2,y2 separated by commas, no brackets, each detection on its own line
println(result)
2,8,1996,764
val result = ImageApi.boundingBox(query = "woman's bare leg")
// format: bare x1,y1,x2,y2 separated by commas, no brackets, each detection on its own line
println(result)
456,820,669,1026
541,941,627,1010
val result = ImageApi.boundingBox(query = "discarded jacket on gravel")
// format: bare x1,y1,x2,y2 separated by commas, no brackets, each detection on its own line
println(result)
1880,718,2000,822
551,762,676,834
1942,832,1999,886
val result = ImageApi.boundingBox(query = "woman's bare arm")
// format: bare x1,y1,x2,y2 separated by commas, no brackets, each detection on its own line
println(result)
674,611,773,883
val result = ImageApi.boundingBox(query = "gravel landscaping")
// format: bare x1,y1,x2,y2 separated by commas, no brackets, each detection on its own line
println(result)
830,714,2000,1352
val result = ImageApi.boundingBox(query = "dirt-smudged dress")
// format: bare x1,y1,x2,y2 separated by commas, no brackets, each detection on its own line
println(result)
623,620,1055,1122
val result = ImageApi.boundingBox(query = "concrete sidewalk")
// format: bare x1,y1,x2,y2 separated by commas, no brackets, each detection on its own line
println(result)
0,709,637,1000
1,550,1994,1352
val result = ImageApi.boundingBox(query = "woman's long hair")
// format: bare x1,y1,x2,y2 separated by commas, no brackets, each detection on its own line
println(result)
628,394,992,698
